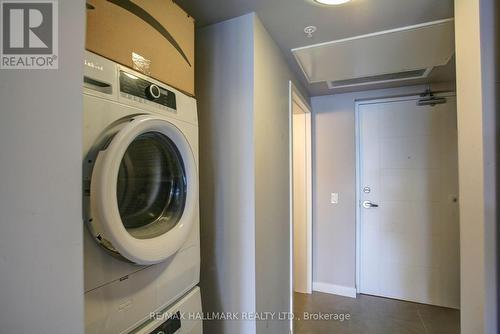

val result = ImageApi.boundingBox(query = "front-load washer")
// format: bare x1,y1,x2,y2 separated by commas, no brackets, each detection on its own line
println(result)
83,51,200,334
131,287,202,334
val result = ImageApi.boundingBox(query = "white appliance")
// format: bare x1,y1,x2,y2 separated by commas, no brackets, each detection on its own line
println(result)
83,51,201,334
131,287,203,334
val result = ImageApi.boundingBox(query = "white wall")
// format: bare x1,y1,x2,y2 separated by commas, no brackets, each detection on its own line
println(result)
196,12,308,334
0,1,85,333
311,83,455,292
253,15,308,334
454,0,498,332
196,13,257,334
293,111,308,294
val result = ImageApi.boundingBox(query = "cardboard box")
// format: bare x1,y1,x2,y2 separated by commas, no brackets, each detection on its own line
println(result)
86,0,195,96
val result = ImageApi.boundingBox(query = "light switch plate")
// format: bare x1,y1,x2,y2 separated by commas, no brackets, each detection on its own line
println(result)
331,193,339,204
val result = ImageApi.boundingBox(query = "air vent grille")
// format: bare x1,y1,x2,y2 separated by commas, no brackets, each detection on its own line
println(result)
327,68,432,89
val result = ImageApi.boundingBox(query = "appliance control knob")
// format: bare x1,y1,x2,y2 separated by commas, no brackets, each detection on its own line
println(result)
146,84,161,100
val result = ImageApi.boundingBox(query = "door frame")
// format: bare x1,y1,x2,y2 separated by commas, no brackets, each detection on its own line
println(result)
354,92,457,293
289,81,313,332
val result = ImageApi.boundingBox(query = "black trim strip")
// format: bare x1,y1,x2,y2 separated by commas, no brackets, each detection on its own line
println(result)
107,0,192,67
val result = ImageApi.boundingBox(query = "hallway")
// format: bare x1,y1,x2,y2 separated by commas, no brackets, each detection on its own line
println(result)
294,292,460,334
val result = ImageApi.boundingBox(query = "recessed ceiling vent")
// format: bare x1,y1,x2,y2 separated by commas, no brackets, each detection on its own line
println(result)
327,68,432,89
292,19,455,87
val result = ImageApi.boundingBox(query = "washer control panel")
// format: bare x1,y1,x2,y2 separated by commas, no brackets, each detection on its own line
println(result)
119,71,177,110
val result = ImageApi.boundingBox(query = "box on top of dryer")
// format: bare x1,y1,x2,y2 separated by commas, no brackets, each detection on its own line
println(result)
86,0,195,97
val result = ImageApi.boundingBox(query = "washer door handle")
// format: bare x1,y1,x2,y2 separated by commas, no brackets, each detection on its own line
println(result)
362,201,379,209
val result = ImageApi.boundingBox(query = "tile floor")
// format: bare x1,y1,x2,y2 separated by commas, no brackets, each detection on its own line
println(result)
294,292,460,334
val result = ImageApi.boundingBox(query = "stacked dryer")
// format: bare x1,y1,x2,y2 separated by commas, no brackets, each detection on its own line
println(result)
83,51,201,334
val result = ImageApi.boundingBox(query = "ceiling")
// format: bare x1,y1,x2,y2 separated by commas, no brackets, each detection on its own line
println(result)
175,0,455,97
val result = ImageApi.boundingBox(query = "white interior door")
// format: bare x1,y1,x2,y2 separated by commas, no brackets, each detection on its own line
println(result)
293,101,312,294
358,96,460,308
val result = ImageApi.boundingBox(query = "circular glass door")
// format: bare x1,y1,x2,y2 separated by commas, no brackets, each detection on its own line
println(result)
88,115,198,265
117,132,186,239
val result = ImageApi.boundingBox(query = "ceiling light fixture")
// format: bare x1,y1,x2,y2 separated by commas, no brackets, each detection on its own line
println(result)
313,0,351,5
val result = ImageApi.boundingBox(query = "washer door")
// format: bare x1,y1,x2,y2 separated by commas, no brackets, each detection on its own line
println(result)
90,115,197,265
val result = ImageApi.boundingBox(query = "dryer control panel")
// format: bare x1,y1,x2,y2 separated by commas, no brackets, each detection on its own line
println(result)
119,71,177,110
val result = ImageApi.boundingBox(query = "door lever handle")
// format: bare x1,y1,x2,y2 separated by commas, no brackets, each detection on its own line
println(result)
362,201,379,209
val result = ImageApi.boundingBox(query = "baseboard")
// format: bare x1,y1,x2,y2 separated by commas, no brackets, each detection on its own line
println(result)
312,282,357,298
